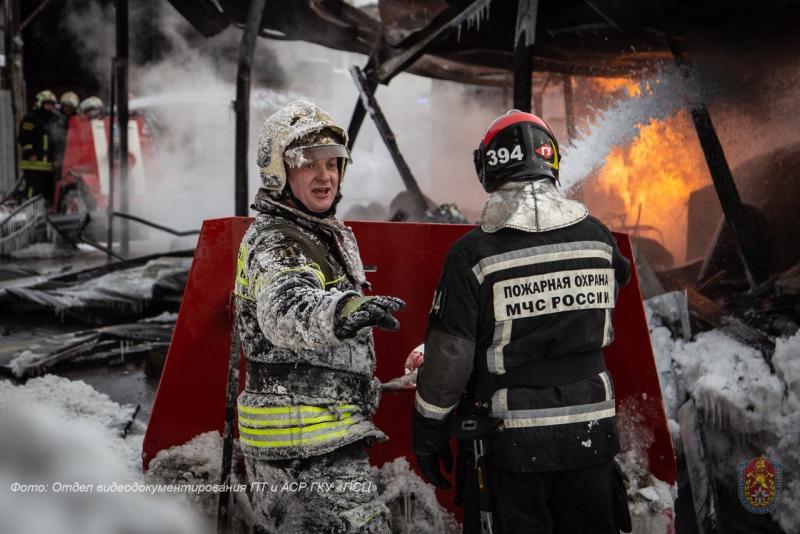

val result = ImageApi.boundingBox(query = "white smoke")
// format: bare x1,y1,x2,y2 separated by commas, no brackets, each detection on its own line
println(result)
58,0,505,231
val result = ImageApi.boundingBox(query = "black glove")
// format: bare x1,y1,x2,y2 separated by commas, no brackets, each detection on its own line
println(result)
334,295,405,339
412,410,452,489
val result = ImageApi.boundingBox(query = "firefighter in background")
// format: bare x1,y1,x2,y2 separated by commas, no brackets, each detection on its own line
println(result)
413,110,633,533
77,96,104,119
59,91,79,118
18,90,60,204
235,101,404,533
52,91,80,181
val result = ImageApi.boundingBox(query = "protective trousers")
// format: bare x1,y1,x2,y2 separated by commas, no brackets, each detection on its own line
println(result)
463,459,628,534
245,442,390,533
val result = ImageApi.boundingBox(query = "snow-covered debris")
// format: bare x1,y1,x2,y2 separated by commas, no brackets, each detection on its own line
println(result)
647,298,800,533
2,256,191,321
616,450,676,534
9,242,77,259
147,431,225,518
0,375,208,534
375,457,460,534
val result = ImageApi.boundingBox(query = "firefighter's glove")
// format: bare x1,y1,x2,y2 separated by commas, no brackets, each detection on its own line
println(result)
334,295,405,339
412,410,452,489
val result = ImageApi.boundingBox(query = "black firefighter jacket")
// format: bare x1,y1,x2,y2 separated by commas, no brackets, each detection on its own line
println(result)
415,179,631,472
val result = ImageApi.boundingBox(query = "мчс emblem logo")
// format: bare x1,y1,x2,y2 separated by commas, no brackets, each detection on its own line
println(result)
738,456,781,514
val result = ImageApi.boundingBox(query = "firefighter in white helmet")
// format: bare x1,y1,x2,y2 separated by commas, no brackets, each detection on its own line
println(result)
52,91,80,180
59,91,79,117
234,100,403,533
77,96,104,119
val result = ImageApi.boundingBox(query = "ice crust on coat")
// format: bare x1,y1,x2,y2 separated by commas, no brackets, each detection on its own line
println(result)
236,201,384,460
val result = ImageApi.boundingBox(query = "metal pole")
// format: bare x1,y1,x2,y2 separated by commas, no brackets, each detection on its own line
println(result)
513,0,538,112
106,60,116,258
669,38,768,288
234,0,267,217
349,66,428,217
115,0,129,257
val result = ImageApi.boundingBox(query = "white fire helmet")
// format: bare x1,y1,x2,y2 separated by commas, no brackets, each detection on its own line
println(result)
78,96,104,118
256,100,351,193
60,91,80,110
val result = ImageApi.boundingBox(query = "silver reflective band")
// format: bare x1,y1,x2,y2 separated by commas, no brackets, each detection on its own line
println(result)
414,391,456,420
493,399,616,428
472,240,613,284
486,320,512,375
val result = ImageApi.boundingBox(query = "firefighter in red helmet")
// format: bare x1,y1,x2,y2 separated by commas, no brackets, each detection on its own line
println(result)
413,110,633,533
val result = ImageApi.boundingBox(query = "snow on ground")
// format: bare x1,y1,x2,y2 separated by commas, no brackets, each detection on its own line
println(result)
376,457,460,534
0,375,457,533
647,299,800,533
0,375,209,534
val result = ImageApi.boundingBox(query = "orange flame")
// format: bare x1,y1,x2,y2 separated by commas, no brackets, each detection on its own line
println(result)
584,112,711,264
594,77,642,98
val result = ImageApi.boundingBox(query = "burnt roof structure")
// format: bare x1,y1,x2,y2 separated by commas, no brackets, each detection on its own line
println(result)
166,0,800,84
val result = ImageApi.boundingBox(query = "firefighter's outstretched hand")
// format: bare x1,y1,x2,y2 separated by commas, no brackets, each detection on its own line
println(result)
412,411,452,489
334,295,405,339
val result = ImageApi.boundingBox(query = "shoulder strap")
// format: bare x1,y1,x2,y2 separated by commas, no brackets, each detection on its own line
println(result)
264,222,337,285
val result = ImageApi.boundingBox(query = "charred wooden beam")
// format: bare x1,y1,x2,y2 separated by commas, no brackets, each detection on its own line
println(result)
563,74,577,141
375,0,493,84
346,52,379,151
234,0,267,217
348,0,492,149
514,0,538,112
349,66,427,217
669,38,768,288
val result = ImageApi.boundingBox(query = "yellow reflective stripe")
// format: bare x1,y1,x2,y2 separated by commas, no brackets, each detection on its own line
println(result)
240,429,349,448
236,244,249,287
239,416,356,436
238,403,357,415
21,160,53,171
43,135,48,151
239,411,355,428
21,122,34,130
22,144,33,150
325,275,345,287
267,264,325,288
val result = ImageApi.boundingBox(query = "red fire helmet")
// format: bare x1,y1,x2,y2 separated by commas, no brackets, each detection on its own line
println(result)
473,109,560,192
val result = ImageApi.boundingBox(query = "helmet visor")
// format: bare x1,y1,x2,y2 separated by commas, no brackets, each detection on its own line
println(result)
284,144,351,168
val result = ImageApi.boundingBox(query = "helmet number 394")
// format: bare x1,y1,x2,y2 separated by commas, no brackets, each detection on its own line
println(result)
486,144,524,166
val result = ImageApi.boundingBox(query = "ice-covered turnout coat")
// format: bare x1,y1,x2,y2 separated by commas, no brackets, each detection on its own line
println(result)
416,179,632,471
234,194,385,460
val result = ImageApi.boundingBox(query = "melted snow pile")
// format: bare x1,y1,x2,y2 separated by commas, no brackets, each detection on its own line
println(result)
0,376,208,534
648,302,800,533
